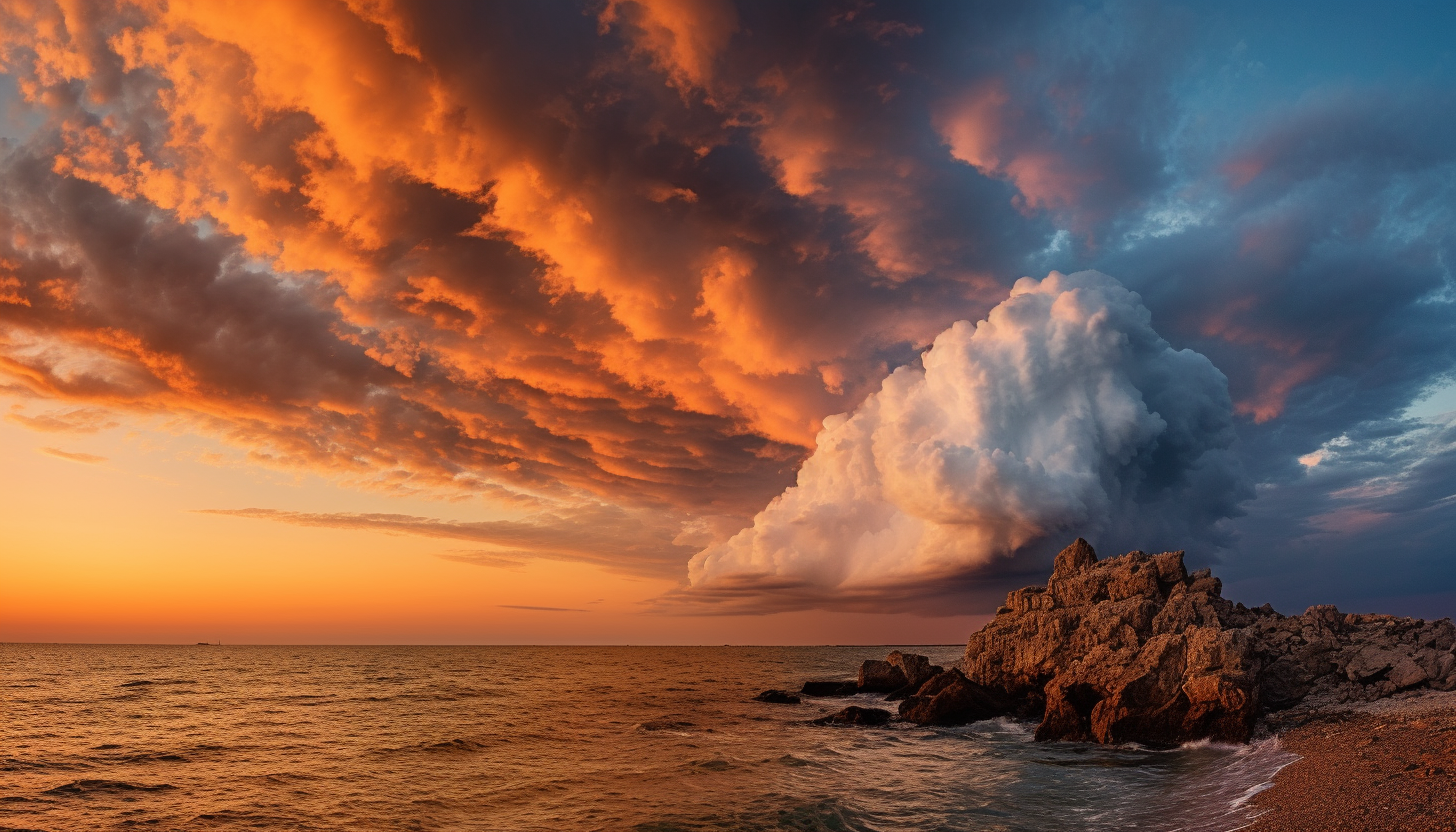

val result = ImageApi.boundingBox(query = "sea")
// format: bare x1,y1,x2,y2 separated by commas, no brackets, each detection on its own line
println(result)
1,644,1297,831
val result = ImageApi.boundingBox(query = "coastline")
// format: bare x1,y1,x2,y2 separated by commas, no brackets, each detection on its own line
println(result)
1246,690,1456,831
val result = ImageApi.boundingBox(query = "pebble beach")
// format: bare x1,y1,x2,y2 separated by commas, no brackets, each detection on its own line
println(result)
1249,691,1456,831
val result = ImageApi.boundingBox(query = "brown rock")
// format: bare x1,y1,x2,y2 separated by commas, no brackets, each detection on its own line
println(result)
886,651,941,690
972,541,1449,745
965,542,1260,745
795,538,1456,748
1389,658,1428,690
968,541,1456,746
898,670,1009,726
857,659,907,693
814,706,892,726
1052,537,1097,577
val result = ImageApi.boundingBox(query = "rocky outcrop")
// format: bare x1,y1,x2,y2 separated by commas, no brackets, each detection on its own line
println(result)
753,689,800,704
804,539,1455,746
960,539,1456,746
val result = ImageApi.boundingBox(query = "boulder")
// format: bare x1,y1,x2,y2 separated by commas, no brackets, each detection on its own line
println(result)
754,689,800,704
814,706,892,726
887,651,942,690
858,660,907,692
897,670,1009,726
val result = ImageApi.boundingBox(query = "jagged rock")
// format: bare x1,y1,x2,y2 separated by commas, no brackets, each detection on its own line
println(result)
897,669,1009,726
814,706,892,726
809,538,1456,745
800,680,859,697
887,651,942,690
1389,658,1428,690
858,660,907,692
851,651,947,698
754,689,800,704
964,538,1456,746
1346,645,1400,683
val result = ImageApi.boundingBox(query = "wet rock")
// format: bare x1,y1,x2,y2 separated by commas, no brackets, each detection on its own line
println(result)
857,659,907,693
814,706,892,726
897,670,1009,726
800,680,859,697
753,689,800,704
887,651,942,690
876,651,945,700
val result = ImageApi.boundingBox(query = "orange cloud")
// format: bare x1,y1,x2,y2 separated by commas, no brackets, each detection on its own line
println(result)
601,0,739,93
39,445,105,463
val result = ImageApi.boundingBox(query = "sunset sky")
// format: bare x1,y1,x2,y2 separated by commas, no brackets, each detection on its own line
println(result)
2,1,1454,644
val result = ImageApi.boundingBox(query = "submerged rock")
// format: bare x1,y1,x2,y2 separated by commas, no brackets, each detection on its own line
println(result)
753,689,801,704
814,706,892,726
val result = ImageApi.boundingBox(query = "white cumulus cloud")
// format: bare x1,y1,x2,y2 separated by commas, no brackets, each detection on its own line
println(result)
686,270,1249,609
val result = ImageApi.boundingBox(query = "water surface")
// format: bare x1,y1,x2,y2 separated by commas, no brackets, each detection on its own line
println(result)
1,645,1293,831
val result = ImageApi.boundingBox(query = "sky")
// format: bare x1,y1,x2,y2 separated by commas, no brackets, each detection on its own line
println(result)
1,0,1453,644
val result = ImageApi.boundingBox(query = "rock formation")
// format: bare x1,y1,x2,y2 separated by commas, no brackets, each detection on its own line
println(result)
959,539,1456,745
802,539,1456,746
897,669,1010,725
858,651,944,698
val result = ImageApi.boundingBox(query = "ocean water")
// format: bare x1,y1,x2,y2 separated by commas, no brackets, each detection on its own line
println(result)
1,644,1295,831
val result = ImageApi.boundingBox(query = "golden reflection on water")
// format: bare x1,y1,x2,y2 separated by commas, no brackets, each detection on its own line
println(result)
1,645,1291,831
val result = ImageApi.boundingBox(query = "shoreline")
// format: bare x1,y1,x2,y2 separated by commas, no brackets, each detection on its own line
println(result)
1245,690,1456,831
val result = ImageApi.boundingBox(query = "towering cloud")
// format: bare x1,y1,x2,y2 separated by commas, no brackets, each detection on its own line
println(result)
0,2,1452,615
688,271,1248,609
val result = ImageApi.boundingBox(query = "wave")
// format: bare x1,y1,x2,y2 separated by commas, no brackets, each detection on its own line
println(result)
42,780,176,796
636,719,700,733
117,679,197,687
115,752,188,764
379,738,496,754
1,758,90,773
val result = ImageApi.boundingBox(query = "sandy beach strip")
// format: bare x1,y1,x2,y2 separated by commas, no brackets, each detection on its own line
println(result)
1245,691,1456,831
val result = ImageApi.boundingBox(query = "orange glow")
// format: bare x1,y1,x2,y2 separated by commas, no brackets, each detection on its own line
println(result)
0,0,1354,642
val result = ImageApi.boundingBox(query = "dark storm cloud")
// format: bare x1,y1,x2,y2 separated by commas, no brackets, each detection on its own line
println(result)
1219,414,1456,618
0,0,1452,613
